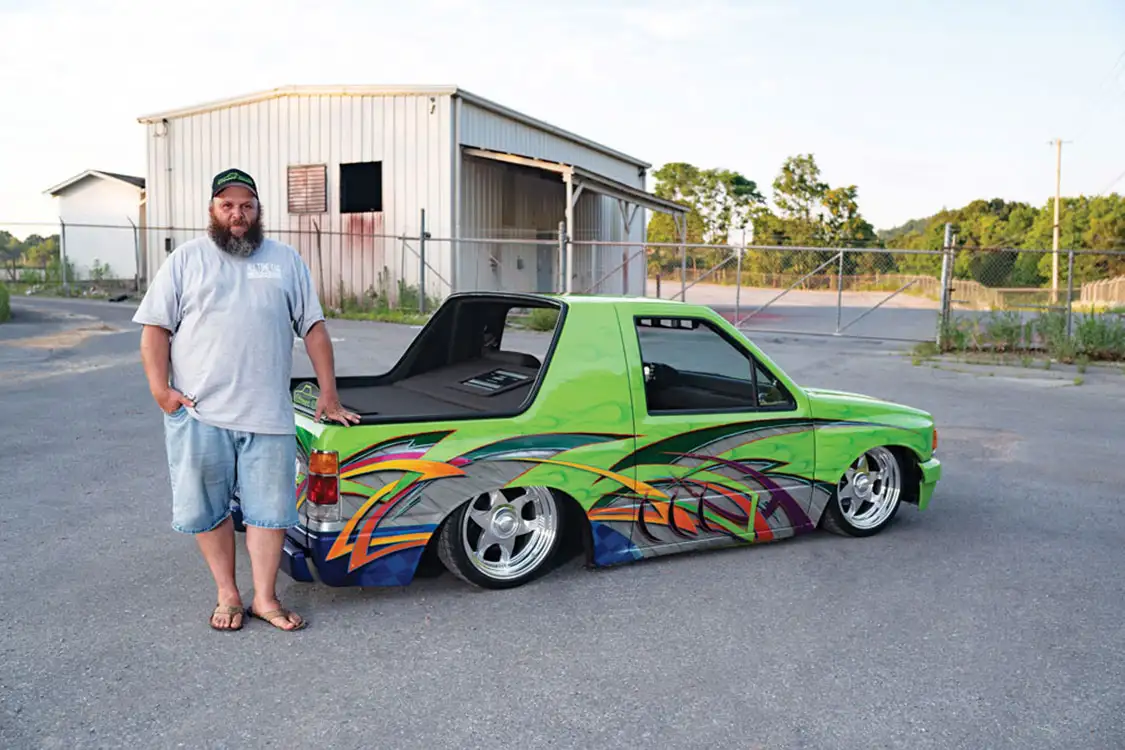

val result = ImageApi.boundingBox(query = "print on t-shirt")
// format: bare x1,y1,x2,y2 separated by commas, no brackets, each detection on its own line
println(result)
247,262,283,280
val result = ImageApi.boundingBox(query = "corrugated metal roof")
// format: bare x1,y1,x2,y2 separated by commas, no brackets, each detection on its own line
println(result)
135,84,651,170
99,171,146,189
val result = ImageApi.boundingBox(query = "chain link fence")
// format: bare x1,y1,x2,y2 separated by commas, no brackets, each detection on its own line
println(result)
1,221,97,293
637,227,1125,361
0,218,454,316
3,217,1123,361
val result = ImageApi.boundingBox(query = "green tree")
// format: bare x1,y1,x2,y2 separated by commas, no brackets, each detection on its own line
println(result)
0,231,23,281
25,236,59,269
877,193,1125,290
748,154,881,279
648,162,766,244
646,162,766,275
643,149,1125,296
772,153,828,223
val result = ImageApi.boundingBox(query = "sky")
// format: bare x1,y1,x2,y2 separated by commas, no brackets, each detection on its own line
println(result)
1,0,1123,240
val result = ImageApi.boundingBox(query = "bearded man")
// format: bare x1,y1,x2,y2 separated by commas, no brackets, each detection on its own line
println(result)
133,168,358,633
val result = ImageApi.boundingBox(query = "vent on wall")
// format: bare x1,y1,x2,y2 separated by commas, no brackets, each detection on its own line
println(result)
288,164,327,214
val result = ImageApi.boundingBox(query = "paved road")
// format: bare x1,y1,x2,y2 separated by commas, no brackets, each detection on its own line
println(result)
3,295,1125,749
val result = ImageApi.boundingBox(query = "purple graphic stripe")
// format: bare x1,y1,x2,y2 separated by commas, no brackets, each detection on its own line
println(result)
678,453,811,526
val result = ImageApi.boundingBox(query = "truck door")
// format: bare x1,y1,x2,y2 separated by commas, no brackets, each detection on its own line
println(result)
607,305,817,560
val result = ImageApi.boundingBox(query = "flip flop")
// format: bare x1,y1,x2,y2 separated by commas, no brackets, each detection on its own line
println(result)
209,604,245,631
247,605,307,631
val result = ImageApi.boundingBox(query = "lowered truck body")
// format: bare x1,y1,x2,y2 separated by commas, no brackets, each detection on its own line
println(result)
246,291,941,591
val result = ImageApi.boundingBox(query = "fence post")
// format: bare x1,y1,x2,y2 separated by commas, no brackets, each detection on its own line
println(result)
680,221,687,302
128,217,140,292
936,222,953,347
1066,248,1075,338
399,237,407,309
734,243,743,323
419,208,427,314
835,248,845,333
59,218,69,294
557,221,567,294
313,220,325,307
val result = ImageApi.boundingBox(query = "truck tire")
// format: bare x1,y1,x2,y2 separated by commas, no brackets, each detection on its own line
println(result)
437,486,564,589
821,446,904,537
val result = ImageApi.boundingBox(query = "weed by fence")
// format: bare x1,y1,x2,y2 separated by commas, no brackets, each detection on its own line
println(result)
938,308,1125,363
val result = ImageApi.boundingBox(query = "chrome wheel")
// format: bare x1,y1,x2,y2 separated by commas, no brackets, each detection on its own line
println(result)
835,446,902,530
460,487,560,582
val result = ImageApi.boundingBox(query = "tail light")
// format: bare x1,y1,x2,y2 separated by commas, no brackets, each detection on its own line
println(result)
932,428,939,453
304,449,340,522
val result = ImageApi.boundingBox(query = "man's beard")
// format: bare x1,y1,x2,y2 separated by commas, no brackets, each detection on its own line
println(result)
208,211,264,257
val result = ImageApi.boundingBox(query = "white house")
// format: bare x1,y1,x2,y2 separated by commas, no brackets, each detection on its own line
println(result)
135,85,686,305
43,169,146,284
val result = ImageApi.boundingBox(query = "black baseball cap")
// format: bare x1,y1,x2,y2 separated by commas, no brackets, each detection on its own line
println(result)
211,168,258,198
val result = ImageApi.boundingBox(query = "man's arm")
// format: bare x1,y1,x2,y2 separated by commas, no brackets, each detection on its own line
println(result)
139,325,193,413
302,321,358,425
133,246,189,413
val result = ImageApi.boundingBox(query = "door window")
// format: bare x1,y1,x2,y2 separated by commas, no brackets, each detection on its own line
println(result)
634,316,794,414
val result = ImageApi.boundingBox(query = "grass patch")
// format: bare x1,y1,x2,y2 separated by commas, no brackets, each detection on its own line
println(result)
939,309,1125,363
505,307,562,333
325,280,436,327
910,340,938,366
911,341,939,358
3,280,134,301
525,307,559,331
330,308,430,325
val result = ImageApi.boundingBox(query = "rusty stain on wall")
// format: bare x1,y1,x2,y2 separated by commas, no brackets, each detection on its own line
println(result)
283,212,387,309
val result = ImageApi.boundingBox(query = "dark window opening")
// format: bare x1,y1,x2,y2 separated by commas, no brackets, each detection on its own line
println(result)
340,161,383,213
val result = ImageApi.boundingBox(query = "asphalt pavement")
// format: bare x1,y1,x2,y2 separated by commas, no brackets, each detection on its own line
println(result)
2,294,1124,749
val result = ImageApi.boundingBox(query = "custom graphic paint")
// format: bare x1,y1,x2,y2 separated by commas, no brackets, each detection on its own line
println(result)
272,293,942,589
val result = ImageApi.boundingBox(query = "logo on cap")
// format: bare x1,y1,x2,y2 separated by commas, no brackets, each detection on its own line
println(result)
212,168,258,197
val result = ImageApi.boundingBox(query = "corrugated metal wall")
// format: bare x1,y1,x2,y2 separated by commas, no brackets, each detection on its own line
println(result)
459,154,646,295
459,155,563,292
572,187,646,296
144,92,454,307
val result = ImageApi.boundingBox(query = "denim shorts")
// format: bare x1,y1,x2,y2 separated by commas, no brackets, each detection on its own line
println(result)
163,406,298,534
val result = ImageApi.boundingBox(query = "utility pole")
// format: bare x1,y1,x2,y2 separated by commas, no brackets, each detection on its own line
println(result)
1048,138,1070,304
937,222,953,347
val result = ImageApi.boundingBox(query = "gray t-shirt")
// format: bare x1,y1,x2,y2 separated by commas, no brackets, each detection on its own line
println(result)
132,235,325,435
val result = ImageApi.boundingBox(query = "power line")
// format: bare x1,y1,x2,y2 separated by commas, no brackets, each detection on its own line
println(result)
1095,165,1125,196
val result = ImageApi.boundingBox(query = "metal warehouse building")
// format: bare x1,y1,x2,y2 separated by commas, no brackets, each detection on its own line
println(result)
136,85,685,305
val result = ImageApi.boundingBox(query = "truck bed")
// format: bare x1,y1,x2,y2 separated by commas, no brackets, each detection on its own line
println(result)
318,350,542,421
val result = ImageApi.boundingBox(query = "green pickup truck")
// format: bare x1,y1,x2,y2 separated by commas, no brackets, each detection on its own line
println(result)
262,291,941,591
